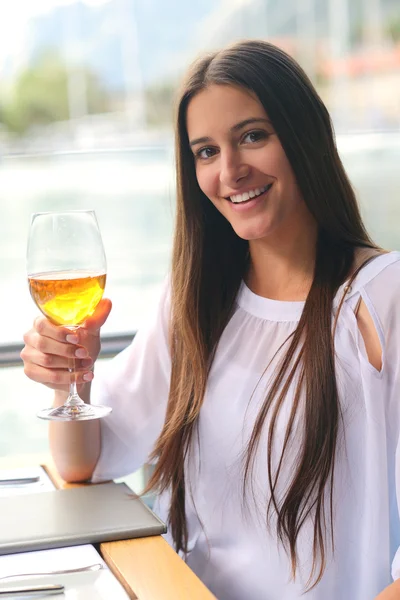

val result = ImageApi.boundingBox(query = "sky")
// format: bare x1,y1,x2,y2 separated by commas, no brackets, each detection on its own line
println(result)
3,0,110,17
0,0,253,79
0,0,111,74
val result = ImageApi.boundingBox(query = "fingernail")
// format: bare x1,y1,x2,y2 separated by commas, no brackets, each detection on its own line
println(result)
81,358,93,368
66,334,79,344
75,348,88,358
83,371,94,382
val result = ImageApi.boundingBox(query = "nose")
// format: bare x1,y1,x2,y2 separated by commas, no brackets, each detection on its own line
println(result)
219,148,249,188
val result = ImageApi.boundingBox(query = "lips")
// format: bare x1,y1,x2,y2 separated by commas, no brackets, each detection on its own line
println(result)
227,184,273,212
227,184,272,206
227,183,273,204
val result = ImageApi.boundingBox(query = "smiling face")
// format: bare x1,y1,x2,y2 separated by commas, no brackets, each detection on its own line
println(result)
186,84,314,244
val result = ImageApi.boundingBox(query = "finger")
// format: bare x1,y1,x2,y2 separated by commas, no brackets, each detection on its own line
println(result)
23,362,94,387
23,330,90,360
32,316,73,344
83,298,112,333
20,346,93,371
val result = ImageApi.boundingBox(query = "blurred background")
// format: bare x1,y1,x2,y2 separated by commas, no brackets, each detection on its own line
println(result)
0,0,399,475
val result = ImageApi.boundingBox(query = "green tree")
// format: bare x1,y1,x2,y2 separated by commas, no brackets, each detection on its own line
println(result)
386,14,400,43
1,50,111,135
145,80,177,128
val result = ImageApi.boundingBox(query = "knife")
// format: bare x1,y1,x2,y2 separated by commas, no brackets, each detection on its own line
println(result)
0,583,64,596
0,476,40,486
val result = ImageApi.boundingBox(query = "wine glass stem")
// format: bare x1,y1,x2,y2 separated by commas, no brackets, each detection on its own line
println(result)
67,358,85,407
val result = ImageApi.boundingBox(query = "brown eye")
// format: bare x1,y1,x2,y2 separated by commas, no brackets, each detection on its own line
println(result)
196,146,217,160
242,130,268,144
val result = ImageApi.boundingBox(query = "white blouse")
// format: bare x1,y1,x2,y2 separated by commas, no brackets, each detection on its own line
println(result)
92,251,400,600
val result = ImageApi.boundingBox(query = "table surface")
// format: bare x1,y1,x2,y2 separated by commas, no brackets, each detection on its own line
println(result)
0,454,216,600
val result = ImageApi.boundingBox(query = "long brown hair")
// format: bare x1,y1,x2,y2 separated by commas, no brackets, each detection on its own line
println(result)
144,40,376,588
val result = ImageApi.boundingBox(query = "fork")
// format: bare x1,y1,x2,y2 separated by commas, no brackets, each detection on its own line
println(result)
0,562,104,581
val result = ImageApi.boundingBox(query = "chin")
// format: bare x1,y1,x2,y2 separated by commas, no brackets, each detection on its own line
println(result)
231,225,272,241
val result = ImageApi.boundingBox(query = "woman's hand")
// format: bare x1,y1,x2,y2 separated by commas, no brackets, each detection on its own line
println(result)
20,299,112,392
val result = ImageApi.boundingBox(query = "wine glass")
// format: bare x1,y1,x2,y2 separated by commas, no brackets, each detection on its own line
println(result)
27,210,112,421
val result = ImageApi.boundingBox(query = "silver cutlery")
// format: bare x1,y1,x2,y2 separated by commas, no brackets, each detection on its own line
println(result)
0,563,104,581
0,583,64,596
0,477,40,486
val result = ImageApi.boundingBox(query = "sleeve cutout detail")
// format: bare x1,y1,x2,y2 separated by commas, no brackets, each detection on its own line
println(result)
354,292,384,373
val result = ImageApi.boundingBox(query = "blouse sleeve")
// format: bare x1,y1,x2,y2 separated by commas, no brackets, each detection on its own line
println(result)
360,257,400,580
91,280,171,482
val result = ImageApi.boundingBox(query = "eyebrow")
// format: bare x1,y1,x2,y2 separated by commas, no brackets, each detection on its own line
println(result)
189,117,272,147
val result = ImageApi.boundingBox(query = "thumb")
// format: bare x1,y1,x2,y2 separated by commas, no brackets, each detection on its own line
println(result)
83,298,112,332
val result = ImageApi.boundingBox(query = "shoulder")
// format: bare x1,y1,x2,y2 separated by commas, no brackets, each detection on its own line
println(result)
340,252,400,373
351,250,400,301
355,252,400,357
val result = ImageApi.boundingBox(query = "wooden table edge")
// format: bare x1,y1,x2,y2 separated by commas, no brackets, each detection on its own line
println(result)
42,461,216,600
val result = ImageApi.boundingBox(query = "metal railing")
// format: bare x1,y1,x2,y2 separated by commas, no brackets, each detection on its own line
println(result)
0,332,136,368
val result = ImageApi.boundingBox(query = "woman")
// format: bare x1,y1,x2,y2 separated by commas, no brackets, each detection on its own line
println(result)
21,40,400,599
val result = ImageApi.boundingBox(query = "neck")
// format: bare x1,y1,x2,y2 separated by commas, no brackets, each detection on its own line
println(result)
246,210,318,302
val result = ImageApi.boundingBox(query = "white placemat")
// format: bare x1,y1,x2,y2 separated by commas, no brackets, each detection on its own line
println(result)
0,545,130,599
0,466,55,497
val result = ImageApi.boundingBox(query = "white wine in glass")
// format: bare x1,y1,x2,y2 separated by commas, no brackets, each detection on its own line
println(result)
27,210,112,421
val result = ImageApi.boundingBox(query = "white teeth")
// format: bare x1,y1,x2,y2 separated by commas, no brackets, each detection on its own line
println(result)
230,184,270,203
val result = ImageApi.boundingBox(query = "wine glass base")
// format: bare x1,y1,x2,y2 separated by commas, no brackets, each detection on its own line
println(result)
37,403,112,421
